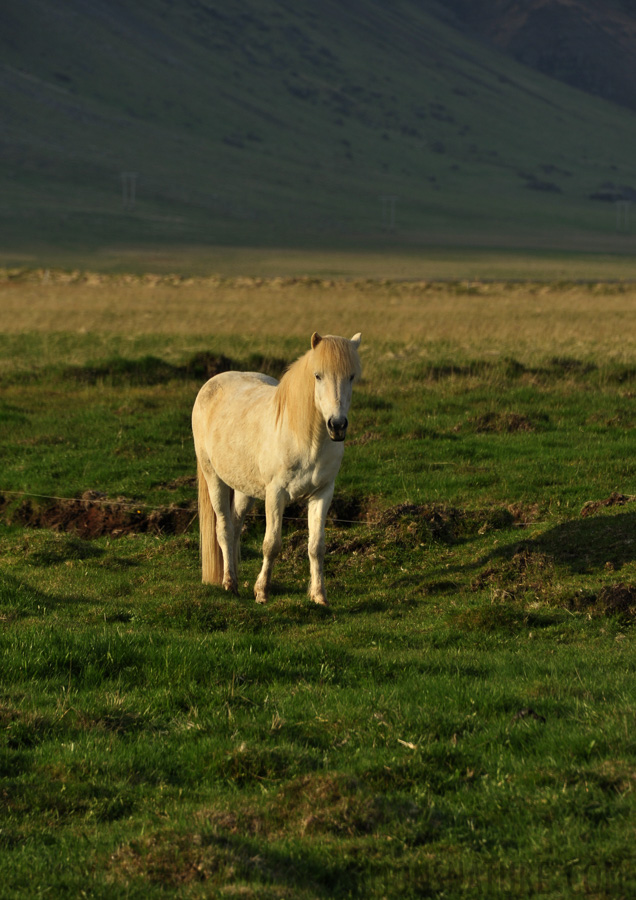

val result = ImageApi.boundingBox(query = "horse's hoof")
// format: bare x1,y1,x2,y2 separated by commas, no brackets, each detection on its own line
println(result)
254,579,268,603
312,595,329,607
223,577,238,596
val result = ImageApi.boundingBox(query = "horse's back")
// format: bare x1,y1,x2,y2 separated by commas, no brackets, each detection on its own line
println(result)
192,370,279,498
194,370,276,416
199,369,277,393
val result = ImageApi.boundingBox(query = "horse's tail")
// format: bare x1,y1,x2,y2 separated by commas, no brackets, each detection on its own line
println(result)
197,461,224,584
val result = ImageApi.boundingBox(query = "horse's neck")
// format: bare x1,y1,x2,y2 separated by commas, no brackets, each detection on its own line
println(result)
304,400,327,457
275,368,325,456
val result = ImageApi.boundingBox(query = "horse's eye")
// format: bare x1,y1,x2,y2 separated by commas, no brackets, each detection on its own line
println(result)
315,373,322,381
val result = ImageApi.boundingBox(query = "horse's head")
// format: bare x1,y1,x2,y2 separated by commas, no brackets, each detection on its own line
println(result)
310,332,362,442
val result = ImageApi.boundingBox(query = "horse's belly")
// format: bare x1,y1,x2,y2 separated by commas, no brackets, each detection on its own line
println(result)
207,420,270,499
212,454,267,500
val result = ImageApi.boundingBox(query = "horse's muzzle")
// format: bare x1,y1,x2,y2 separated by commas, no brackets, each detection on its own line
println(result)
327,416,348,441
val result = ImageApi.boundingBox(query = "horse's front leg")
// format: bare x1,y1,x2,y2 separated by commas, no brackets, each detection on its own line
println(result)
307,484,334,606
254,485,286,604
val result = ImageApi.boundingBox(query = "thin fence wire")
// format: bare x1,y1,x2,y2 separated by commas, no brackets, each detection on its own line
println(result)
0,489,545,530
0,489,377,528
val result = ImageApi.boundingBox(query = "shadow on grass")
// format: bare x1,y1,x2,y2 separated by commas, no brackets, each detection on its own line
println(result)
0,572,92,616
483,510,636,574
159,584,337,633
111,824,363,896
61,351,289,386
202,832,361,897
28,535,105,566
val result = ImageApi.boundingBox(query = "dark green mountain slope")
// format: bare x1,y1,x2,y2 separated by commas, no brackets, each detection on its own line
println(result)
2,0,636,258
443,0,636,113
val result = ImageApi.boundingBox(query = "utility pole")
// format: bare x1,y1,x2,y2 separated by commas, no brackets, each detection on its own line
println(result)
380,195,398,232
121,172,138,210
615,199,631,232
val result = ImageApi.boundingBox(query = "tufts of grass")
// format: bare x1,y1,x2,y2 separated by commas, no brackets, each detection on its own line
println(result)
0,321,635,897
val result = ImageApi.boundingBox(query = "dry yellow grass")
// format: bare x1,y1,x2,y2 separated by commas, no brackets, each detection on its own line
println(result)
1,270,635,362
7,242,636,281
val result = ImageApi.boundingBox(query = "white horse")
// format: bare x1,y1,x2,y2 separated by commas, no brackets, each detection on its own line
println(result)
192,332,362,605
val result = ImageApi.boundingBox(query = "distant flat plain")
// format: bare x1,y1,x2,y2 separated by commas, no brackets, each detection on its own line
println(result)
2,258,635,365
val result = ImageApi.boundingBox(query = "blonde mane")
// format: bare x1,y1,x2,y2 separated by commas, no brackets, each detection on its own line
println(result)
274,336,362,449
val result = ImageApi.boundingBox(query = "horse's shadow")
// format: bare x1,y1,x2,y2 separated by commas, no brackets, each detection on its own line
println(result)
475,509,636,575
1,571,91,612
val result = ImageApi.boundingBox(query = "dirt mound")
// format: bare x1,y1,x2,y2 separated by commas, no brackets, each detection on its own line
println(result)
3,490,537,547
462,411,545,434
379,503,462,546
471,548,553,596
566,583,636,620
284,502,470,562
322,501,531,559
6,491,196,539
156,476,197,491
378,502,533,546
580,492,636,517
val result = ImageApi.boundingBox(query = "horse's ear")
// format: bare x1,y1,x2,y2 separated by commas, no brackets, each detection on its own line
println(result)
311,332,322,349
350,333,362,348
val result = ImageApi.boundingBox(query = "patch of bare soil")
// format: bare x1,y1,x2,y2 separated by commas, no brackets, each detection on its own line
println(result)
470,548,554,596
377,502,537,546
566,583,636,620
462,411,544,434
580,492,636,517
156,476,197,491
3,488,539,549
4,491,196,538
379,503,464,545
315,503,467,562
348,430,381,446
322,501,535,562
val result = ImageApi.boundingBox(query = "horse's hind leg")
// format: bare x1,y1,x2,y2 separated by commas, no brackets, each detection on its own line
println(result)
232,491,254,578
205,470,239,594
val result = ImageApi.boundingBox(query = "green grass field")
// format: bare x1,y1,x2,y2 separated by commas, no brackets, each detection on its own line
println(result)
1,275,635,898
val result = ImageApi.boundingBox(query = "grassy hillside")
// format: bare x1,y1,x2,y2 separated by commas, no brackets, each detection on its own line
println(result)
3,0,636,267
